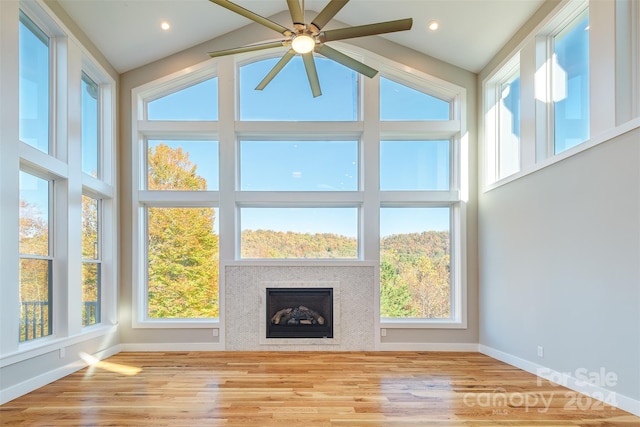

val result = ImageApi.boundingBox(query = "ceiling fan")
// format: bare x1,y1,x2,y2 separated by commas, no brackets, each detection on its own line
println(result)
207,0,413,97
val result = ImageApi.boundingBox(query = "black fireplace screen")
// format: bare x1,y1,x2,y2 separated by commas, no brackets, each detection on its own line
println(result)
266,288,333,339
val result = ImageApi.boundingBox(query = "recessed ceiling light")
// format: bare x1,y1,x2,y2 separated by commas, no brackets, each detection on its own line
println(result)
428,20,439,31
161,21,171,31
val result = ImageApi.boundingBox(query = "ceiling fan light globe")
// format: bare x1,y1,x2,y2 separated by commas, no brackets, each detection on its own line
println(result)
292,35,315,54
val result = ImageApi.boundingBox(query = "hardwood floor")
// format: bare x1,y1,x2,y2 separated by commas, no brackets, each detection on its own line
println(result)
1,351,638,426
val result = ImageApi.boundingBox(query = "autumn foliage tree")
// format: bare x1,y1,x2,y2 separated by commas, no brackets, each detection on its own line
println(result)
381,231,451,318
81,195,100,325
19,199,50,340
147,144,219,318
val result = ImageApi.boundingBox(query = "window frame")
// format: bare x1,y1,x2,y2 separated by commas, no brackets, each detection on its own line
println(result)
131,44,467,330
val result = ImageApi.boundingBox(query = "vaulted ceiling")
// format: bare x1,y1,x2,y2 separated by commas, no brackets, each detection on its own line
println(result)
58,0,544,74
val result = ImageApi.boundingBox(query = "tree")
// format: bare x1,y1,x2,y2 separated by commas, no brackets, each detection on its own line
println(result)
81,195,99,325
19,200,50,340
380,260,416,317
381,231,451,319
146,144,219,318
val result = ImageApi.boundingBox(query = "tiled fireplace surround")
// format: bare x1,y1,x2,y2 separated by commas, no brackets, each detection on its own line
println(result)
225,265,375,351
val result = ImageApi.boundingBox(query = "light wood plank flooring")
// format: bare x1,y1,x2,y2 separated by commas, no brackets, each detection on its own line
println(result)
1,351,638,426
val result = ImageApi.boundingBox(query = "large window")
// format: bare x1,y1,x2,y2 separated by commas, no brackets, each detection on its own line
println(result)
132,48,466,327
1,2,116,356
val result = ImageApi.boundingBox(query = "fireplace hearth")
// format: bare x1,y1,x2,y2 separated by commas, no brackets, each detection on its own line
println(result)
266,288,333,339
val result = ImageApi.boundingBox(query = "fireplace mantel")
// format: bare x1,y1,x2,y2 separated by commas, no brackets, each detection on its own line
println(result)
225,265,375,351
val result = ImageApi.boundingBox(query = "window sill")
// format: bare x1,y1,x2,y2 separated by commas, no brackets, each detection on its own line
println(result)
132,319,220,329
0,323,118,368
380,318,467,329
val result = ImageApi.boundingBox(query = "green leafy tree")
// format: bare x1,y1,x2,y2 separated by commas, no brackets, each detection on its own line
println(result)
147,144,219,318
381,231,451,318
380,260,416,317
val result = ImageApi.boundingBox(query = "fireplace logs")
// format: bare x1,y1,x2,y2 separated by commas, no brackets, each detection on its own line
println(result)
271,306,325,326
266,287,333,338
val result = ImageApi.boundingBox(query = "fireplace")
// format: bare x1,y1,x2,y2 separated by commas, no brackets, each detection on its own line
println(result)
266,288,333,339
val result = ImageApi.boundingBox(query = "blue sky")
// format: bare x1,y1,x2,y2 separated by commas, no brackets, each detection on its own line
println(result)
147,55,452,236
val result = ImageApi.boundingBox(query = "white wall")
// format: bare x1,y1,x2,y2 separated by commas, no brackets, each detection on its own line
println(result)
479,128,640,403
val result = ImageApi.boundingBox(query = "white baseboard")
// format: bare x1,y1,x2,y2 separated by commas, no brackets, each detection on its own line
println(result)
0,344,121,405
119,342,225,352
479,344,640,417
377,342,479,352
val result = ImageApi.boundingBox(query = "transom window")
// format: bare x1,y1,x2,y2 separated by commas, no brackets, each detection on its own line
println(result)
483,0,591,188
239,56,358,121
240,140,358,191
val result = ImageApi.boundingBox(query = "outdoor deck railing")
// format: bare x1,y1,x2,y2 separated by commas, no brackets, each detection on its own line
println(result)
20,301,98,341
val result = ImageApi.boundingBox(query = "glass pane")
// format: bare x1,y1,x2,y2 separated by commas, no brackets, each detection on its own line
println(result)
499,72,520,178
240,56,357,121
82,73,99,177
147,140,218,190
20,258,52,341
240,140,357,191
380,207,451,319
553,11,589,153
380,140,450,191
82,195,99,260
19,171,49,256
82,262,100,326
380,77,450,120
241,208,358,259
147,207,219,319
19,12,50,153
147,77,218,121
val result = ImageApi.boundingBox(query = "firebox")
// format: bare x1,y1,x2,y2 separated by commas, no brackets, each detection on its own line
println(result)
266,288,333,339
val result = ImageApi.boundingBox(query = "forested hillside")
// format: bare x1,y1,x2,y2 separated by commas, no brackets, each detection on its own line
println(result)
242,229,357,258
242,228,451,318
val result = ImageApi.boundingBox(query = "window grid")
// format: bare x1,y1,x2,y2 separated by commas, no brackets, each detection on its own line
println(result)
2,3,116,354
133,52,466,326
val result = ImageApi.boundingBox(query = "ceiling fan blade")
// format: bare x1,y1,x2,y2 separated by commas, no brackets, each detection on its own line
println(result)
209,0,292,36
256,49,296,90
302,52,322,98
310,0,349,31
315,44,377,78
319,18,413,42
286,0,304,25
208,40,286,58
